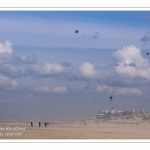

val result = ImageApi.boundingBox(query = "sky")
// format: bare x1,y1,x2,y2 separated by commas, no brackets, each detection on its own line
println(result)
0,11,150,122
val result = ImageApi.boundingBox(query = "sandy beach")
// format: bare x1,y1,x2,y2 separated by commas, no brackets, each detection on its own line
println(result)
0,115,150,139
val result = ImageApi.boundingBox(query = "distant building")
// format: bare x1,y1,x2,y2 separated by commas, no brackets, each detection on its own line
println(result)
97,111,105,119
117,110,123,116
131,110,135,115
97,108,137,119
123,111,131,115
97,108,123,119
123,110,136,115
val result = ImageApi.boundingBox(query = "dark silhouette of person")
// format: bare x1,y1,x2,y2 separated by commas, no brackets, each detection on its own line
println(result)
31,122,33,127
39,122,41,127
44,122,47,127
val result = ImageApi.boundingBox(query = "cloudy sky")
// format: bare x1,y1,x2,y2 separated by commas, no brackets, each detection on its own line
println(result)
0,11,150,121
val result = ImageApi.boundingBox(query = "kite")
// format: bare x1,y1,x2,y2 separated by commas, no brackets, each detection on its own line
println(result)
75,30,79,33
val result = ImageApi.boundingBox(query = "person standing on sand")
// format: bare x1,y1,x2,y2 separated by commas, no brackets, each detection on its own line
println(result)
31,122,33,127
44,122,47,127
39,122,41,127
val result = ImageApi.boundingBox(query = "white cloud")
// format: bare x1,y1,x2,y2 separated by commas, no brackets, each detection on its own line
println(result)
11,80,19,88
0,40,13,54
113,45,150,80
79,62,98,79
34,86,67,93
96,85,113,93
115,88,143,95
32,63,64,76
0,40,36,64
30,61,113,81
0,74,11,87
0,50,36,64
20,55,37,64
34,86,50,93
0,64,27,78
77,62,113,81
52,86,67,93
0,74,19,90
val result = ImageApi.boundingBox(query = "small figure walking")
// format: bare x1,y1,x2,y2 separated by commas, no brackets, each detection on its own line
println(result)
31,121,33,127
44,122,47,127
39,122,41,127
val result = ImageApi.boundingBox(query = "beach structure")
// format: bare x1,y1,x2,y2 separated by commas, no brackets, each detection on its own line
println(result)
97,108,137,119
131,110,135,115
123,111,131,115
123,110,136,115
97,108,123,119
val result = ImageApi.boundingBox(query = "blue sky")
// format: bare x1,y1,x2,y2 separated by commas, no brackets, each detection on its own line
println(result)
1,11,150,49
0,11,150,122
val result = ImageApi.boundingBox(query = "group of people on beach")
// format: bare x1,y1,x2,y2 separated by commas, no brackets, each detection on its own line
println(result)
31,121,47,127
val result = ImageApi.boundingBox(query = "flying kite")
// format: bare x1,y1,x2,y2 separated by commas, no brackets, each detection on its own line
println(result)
75,30,79,33
146,52,149,55
109,95,113,101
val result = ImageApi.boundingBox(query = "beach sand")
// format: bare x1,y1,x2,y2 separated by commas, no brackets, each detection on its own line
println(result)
0,118,150,139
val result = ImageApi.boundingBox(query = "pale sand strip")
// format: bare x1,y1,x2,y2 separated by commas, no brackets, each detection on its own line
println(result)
0,123,150,139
